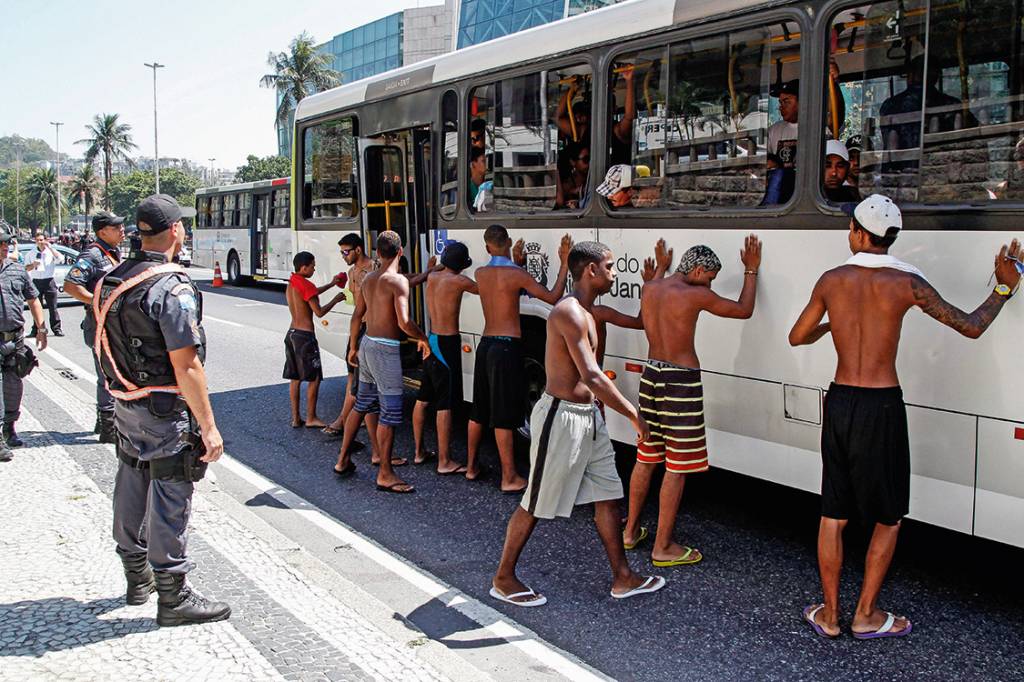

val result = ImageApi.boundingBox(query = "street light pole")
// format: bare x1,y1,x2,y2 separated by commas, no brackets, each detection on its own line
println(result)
144,62,165,193
14,140,21,233
50,121,63,235
208,158,216,186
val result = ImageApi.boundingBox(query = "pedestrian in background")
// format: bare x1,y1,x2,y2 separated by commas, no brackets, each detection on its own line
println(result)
26,233,64,337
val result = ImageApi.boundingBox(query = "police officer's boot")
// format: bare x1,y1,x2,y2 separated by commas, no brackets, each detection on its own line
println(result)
154,571,231,627
98,412,117,445
93,410,102,435
121,554,156,605
3,423,23,448
0,441,12,462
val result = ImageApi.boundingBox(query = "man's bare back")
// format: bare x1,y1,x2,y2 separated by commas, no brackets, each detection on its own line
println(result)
545,297,600,404
286,284,315,332
426,269,478,335
362,269,407,340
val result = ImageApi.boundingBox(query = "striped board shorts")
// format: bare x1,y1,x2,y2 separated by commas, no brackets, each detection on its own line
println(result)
636,360,709,474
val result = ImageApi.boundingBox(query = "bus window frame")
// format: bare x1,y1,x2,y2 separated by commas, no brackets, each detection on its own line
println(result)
813,0,1024,219
270,185,291,229
598,7,811,221
438,88,462,223
464,53,599,222
296,112,362,231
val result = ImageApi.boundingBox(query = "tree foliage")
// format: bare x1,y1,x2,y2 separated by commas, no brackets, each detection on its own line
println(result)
24,167,61,232
66,164,102,217
260,32,340,127
0,135,55,168
106,168,200,221
0,167,50,233
77,113,137,208
235,154,291,183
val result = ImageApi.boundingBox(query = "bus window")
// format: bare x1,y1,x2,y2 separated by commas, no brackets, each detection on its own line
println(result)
238,192,252,228
469,63,593,214
197,197,212,228
211,196,223,228
302,117,359,221
608,47,666,196
222,193,236,227
440,90,459,219
272,188,289,226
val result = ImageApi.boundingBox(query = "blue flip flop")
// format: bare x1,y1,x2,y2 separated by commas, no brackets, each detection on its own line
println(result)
852,612,912,640
803,604,840,639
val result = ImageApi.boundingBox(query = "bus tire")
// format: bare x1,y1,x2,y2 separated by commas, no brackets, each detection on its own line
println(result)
516,315,548,441
226,252,243,285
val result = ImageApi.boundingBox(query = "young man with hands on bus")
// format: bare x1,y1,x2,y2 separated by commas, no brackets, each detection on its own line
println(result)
790,194,1020,640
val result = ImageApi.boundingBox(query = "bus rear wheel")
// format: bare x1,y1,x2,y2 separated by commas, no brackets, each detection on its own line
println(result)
517,356,546,441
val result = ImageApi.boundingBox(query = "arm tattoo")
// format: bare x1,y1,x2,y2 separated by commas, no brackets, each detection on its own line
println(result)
910,277,1006,338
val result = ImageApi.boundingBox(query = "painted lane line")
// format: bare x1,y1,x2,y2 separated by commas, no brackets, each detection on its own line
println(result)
204,314,244,327
216,456,609,682
234,303,265,308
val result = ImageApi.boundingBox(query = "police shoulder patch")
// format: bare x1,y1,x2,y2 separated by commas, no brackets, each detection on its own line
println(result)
172,282,198,313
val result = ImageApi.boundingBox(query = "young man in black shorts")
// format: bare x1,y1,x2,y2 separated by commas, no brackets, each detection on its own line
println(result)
284,252,345,428
467,225,571,493
790,194,1020,639
413,241,478,474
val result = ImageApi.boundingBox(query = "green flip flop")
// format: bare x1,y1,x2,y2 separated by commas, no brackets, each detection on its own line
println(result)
623,526,648,551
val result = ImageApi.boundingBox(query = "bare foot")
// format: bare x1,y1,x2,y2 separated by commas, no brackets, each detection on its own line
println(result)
414,449,436,465
852,609,910,637
376,473,413,493
500,474,528,494
651,541,703,565
491,576,544,604
807,603,841,637
291,417,305,428
437,462,468,475
371,456,408,467
610,571,653,596
305,419,327,428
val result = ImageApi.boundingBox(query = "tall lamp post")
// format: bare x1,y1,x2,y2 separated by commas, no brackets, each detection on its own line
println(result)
208,158,216,186
50,121,63,236
144,62,165,193
14,140,21,234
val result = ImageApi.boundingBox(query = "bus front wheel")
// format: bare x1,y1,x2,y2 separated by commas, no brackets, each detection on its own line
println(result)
226,253,242,285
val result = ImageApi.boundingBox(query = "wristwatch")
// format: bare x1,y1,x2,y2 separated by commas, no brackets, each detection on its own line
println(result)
994,284,1012,297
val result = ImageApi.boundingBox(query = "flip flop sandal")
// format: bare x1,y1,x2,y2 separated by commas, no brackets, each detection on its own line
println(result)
623,526,649,551
852,612,912,640
333,461,357,479
372,457,409,467
414,450,437,465
610,575,666,600
321,426,343,437
438,465,469,476
651,547,702,567
376,482,415,494
501,485,528,496
489,586,547,608
803,604,840,639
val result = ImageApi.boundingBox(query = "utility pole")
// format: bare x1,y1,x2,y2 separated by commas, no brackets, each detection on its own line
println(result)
50,121,64,235
208,158,216,186
14,140,21,233
144,62,165,193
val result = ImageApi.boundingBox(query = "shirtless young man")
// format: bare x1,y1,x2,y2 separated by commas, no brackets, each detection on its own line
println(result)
324,233,375,443
466,225,572,492
333,231,431,493
412,241,478,474
490,241,665,607
790,194,1021,640
623,236,762,565
284,252,346,428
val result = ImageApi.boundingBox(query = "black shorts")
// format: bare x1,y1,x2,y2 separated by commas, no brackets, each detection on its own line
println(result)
821,383,910,526
471,336,525,430
418,334,462,410
346,324,366,396
283,329,323,382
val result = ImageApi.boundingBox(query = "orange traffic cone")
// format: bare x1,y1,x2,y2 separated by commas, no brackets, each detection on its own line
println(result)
212,261,224,288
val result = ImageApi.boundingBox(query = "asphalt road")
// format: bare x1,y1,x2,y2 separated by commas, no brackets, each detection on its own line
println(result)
36,269,1024,681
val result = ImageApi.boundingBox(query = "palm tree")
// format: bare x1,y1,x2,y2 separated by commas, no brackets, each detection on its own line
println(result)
77,113,137,208
24,167,60,233
260,32,340,136
66,164,101,220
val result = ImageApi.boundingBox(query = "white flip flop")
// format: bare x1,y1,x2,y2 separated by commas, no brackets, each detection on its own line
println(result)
610,575,667,600
489,586,548,608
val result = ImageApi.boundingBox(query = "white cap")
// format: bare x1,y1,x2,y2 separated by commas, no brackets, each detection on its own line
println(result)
825,139,849,162
844,194,903,237
596,164,633,197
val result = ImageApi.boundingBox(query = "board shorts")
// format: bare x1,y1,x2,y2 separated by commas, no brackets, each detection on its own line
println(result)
346,324,366,397
636,360,709,474
282,329,322,382
821,383,910,526
470,336,525,430
520,393,622,520
355,336,404,427
417,333,462,411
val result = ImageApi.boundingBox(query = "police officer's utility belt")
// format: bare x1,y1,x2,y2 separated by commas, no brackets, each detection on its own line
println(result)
0,330,21,342
116,447,208,483
93,263,185,402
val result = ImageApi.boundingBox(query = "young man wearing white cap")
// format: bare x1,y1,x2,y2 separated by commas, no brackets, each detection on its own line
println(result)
823,140,860,203
789,194,1021,640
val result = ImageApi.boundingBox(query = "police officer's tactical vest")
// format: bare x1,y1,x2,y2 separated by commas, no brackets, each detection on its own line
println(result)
93,252,205,401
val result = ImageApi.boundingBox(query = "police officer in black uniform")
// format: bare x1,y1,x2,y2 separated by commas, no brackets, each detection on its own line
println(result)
64,211,126,443
96,194,230,626
0,231,48,459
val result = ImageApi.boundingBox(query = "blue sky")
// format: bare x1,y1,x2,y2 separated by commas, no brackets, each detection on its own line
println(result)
1,0,427,169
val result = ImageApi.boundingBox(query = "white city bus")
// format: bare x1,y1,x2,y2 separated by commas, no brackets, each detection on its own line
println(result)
193,178,293,282
291,0,1024,547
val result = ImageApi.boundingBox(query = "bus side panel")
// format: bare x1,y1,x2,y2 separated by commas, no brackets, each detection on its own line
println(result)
268,226,293,279
193,229,216,269
975,418,1024,547
296,230,353,362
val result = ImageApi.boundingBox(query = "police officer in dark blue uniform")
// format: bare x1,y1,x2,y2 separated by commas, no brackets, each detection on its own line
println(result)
95,194,230,626
64,211,125,443
0,231,48,459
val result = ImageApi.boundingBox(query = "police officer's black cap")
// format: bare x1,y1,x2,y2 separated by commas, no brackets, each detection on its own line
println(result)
770,79,799,98
440,241,472,271
136,194,184,234
93,210,126,230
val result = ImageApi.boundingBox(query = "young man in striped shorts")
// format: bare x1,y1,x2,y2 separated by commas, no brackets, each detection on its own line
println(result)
623,236,762,566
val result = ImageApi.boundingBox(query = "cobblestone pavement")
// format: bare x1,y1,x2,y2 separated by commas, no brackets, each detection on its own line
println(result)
0,368,524,682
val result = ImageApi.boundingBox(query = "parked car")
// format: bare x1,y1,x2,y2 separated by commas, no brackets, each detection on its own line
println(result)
177,244,192,267
17,244,82,304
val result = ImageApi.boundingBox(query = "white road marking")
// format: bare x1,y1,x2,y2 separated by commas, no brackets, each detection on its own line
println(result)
234,303,265,307
204,314,244,327
43,347,98,382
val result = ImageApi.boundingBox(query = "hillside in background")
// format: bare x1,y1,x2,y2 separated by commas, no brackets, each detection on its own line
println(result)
0,136,57,168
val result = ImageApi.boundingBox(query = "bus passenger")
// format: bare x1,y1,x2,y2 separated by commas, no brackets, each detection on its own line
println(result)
823,140,860,203
284,252,346,429
466,225,571,493
556,77,591,144
490,241,665,607
608,65,636,166
333,231,431,493
623,236,762,565
555,142,590,210
412,241,478,474
595,164,652,208
468,147,487,209
845,135,862,190
470,118,487,151
790,195,1020,639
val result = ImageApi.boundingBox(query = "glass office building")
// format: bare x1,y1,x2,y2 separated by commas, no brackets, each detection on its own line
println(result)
328,13,404,84
456,0,626,48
